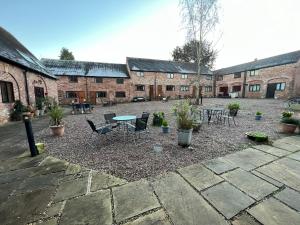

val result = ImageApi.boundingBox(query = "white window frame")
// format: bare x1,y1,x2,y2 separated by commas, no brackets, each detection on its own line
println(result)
167,73,174,79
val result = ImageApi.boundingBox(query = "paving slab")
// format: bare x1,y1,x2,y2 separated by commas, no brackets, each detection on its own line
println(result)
177,164,223,191
248,198,300,225
152,172,227,225
0,155,44,173
38,218,58,225
90,171,127,191
113,179,160,223
202,157,237,174
44,201,64,218
252,145,290,157
0,167,36,184
287,151,300,161
274,187,300,212
251,170,284,187
0,187,55,225
123,209,171,225
202,182,255,219
0,181,21,203
65,163,82,175
276,136,300,146
272,141,300,152
60,190,112,225
231,213,261,225
256,158,300,191
221,148,277,171
53,176,88,202
221,168,278,200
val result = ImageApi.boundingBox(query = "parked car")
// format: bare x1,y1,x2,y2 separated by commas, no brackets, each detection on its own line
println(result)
132,97,146,102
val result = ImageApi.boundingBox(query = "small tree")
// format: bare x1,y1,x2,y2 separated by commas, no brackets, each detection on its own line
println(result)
59,47,75,60
180,0,219,104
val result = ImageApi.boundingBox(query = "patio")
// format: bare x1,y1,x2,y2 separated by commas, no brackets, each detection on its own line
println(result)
26,98,287,181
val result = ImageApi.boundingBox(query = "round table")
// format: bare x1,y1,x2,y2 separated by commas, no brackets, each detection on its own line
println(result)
113,115,136,141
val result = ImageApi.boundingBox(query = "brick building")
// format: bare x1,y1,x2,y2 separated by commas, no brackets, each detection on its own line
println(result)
42,57,213,104
0,27,57,124
214,51,300,99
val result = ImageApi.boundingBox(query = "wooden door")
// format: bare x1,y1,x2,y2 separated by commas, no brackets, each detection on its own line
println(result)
266,83,276,98
149,85,154,100
192,86,196,97
157,85,163,99
78,91,86,103
89,91,96,104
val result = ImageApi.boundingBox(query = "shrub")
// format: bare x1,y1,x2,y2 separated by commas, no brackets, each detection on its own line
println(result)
153,112,164,126
49,106,64,126
281,111,293,118
228,102,240,110
10,100,26,121
281,117,299,125
35,97,44,110
246,131,268,142
174,100,194,130
256,111,262,116
162,120,168,127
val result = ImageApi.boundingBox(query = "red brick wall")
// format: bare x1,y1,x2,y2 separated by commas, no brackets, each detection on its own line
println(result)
0,60,58,124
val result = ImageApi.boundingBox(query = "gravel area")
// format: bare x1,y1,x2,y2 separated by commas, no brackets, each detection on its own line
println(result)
32,98,287,181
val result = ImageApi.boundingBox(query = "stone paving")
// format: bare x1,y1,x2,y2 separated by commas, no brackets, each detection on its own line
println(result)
0,119,300,225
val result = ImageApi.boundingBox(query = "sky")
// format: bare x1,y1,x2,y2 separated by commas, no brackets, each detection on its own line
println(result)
1,0,300,69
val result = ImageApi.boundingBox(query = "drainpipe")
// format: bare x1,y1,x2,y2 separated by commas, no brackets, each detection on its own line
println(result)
23,70,30,105
154,73,157,100
242,71,247,98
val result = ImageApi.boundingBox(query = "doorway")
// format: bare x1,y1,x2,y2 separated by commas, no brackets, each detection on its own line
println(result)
219,86,228,96
266,83,276,98
149,85,154,100
157,85,163,99
34,87,44,99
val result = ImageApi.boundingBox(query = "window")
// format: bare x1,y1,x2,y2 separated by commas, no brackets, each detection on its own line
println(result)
248,70,259,76
66,91,78,98
234,72,241,78
166,85,175,91
167,73,174,79
116,78,124,84
0,81,14,103
137,72,144,77
96,91,107,98
69,76,78,83
136,85,145,91
180,85,189,92
276,82,286,91
217,75,223,81
232,85,241,92
115,91,126,98
206,75,212,80
249,84,261,92
95,77,103,83
181,74,188,79
205,86,212,92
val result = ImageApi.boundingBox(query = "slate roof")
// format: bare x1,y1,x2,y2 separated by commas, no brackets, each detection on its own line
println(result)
0,27,55,79
41,59,129,78
215,50,300,75
127,57,212,75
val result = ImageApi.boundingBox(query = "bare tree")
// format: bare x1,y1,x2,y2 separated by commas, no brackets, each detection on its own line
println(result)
180,0,219,104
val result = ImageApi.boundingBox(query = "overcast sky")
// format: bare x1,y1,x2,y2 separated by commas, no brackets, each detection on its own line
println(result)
1,0,300,69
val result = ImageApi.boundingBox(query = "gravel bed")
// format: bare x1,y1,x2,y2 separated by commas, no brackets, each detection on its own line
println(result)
31,98,286,181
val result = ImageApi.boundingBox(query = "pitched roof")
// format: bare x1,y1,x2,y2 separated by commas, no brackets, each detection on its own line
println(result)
127,57,212,75
0,27,56,79
215,50,300,75
41,59,129,78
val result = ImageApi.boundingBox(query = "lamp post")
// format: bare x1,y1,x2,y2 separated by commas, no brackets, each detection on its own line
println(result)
23,115,38,157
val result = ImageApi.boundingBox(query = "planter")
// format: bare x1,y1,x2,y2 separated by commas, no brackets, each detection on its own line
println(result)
245,132,268,142
39,110,44,116
229,109,238,117
153,116,163,126
161,126,169,133
177,128,193,147
281,123,297,134
50,125,65,136
255,115,262,120
34,110,40,117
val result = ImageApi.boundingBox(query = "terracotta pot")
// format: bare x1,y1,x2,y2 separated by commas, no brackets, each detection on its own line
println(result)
281,123,297,134
50,125,65,136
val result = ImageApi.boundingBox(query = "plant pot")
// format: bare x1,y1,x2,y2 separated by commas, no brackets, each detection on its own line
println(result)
161,126,169,133
39,110,44,116
34,110,40,117
177,128,193,147
255,115,262,120
50,125,65,136
229,109,238,117
281,123,297,134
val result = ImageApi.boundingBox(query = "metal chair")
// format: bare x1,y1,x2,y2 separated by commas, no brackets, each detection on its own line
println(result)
221,110,237,126
104,113,120,129
86,119,112,135
128,115,149,145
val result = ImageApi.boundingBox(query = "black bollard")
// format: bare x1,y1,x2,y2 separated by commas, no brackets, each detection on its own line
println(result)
23,115,38,157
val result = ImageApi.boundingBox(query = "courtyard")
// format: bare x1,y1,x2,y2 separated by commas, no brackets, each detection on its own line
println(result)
25,98,286,181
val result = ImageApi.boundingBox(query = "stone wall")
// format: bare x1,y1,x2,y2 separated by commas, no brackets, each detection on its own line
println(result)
0,60,58,124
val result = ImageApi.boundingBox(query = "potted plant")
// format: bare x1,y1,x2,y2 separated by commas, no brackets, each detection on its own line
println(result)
255,111,262,120
49,105,65,136
10,100,26,121
228,102,240,116
36,97,44,116
153,112,164,126
174,100,194,147
161,119,169,133
24,104,35,118
245,131,268,142
280,117,299,134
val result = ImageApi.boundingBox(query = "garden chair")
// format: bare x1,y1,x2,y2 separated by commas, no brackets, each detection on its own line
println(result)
104,113,120,129
127,115,150,145
86,119,113,142
221,110,237,127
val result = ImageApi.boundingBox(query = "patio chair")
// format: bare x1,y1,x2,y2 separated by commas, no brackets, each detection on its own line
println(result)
104,113,120,129
127,115,149,145
221,110,237,127
86,119,112,135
